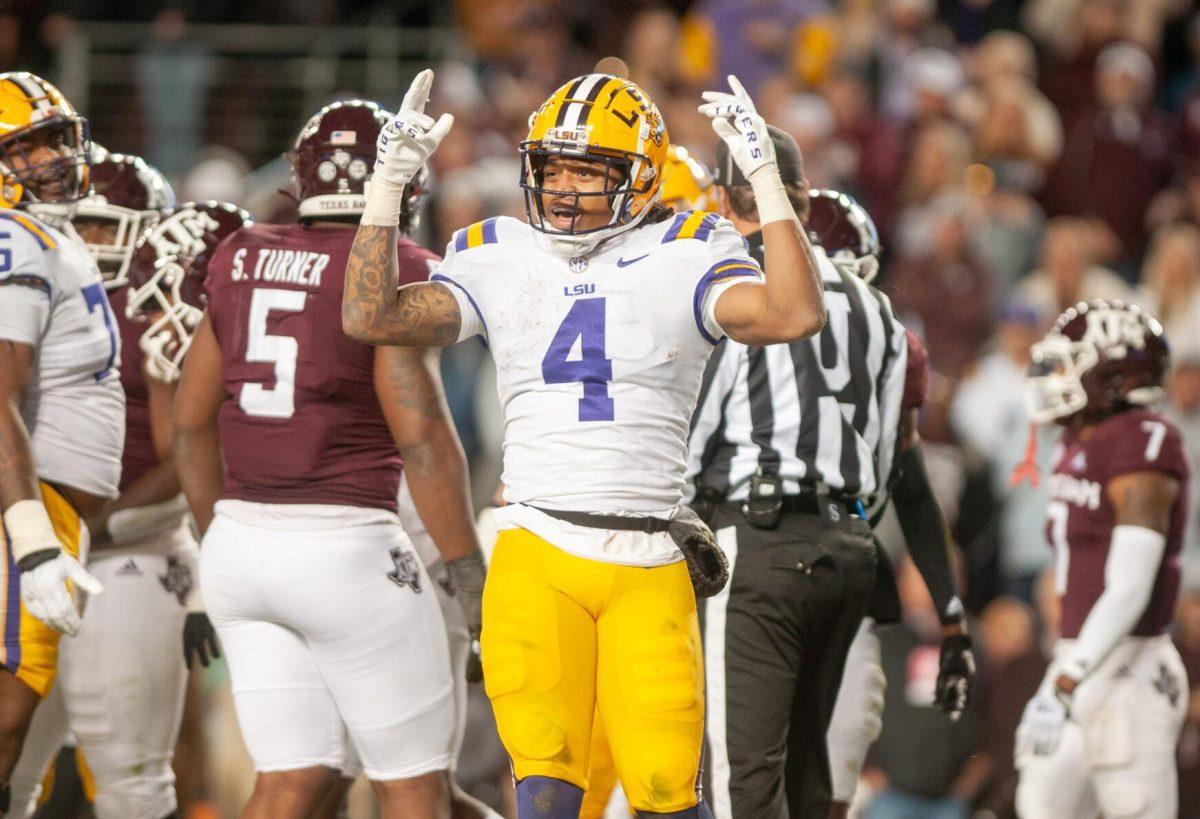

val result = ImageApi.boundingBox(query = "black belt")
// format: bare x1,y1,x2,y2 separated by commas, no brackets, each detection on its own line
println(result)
778,492,861,517
529,506,673,533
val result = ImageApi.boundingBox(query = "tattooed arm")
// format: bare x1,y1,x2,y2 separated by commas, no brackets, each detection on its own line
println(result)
342,224,463,347
0,340,40,510
374,344,479,561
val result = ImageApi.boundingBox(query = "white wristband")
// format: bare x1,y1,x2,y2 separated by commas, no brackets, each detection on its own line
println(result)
3,499,61,561
748,165,796,226
360,178,406,228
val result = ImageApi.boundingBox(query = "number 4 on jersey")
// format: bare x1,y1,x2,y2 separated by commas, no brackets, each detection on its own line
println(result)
542,297,614,422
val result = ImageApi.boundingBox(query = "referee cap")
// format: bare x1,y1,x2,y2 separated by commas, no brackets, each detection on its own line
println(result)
714,124,805,187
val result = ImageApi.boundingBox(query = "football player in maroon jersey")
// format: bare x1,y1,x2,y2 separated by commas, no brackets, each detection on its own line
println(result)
1015,300,1189,819
9,154,197,819
802,190,975,819
173,100,486,819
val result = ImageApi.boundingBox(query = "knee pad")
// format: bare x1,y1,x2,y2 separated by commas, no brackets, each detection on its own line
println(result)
91,770,177,819
516,776,584,819
499,706,571,765
619,735,697,813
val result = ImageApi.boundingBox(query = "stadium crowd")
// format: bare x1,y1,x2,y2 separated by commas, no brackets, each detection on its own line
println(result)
5,0,1200,817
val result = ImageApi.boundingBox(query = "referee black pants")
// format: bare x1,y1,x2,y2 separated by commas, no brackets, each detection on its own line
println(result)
701,503,876,819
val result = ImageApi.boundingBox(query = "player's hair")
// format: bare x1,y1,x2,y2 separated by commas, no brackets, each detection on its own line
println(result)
724,183,810,224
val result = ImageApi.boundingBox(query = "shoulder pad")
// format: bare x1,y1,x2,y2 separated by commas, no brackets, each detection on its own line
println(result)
0,210,58,250
452,217,501,252
662,210,720,243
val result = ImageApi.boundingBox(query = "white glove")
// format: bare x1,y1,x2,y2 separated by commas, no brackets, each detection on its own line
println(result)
363,68,454,227
19,552,103,636
698,74,777,183
1016,687,1070,758
5,499,103,636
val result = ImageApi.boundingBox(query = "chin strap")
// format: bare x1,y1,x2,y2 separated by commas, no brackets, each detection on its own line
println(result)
1,781,11,813
1010,422,1041,488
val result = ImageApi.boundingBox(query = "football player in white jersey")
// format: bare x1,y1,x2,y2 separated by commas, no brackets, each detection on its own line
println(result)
343,70,827,818
0,72,121,815
9,151,189,819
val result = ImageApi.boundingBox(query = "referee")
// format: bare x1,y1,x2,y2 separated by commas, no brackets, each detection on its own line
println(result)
688,129,959,819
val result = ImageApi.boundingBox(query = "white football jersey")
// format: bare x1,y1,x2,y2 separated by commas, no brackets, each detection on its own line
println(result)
0,211,124,498
433,211,761,565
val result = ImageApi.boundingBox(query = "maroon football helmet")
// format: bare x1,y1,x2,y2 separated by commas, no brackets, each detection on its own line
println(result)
287,98,427,230
1026,299,1169,425
125,201,252,382
806,189,880,282
67,151,174,288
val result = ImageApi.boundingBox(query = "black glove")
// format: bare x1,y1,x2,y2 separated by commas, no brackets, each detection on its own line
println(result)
183,612,221,669
447,549,486,683
669,506,729,598
934,633,976,720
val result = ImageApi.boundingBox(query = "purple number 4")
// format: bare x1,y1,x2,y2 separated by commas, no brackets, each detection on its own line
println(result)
541,297,614,422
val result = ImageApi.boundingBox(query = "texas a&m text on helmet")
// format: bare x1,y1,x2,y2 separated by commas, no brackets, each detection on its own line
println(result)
125,201,253,382
1026,299,1169,425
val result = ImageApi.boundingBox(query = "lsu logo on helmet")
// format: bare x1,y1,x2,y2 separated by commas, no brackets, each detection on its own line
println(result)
521,73,670,252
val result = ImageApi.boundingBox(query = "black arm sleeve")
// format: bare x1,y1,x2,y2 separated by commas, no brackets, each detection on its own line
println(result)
891,444,964,625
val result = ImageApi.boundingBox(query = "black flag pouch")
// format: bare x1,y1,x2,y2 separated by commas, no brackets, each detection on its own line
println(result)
743,472,783,530
668,506,729,598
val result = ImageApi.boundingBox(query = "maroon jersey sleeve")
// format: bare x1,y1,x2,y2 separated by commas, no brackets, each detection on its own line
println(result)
206,224,404,511
109,287,159,491
902,330,928,410
1091,408,1189,485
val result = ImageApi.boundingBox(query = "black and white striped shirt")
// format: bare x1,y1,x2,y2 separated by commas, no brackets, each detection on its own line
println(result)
686,241,909,506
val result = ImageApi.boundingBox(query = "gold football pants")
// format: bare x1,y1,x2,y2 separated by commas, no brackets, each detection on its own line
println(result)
0,482,85,697
482,528,704,814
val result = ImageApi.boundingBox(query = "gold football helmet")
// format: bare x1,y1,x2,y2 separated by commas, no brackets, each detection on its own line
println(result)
522,73,669,252
660,145,717,212
0,72,91,208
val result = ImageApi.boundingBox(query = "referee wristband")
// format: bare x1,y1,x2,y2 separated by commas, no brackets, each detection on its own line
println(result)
3,499,61,561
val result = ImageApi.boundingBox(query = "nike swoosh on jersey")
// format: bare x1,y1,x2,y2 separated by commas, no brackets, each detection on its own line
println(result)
616,253,649,267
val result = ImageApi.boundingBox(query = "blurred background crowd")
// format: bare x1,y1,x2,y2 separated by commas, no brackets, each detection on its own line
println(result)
6,0,1200,816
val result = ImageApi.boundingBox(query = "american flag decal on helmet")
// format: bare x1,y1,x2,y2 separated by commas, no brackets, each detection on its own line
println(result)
330,130,357,145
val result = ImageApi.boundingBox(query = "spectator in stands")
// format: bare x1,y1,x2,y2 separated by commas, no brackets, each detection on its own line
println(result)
1043,42,1174,271
895,120,972,256
1012,216,1134,318
890,192,995,378
1164,355,1200,591
1032,0,1125,117
876,0,955,121
1139,223,1200,345
821,67,905,238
